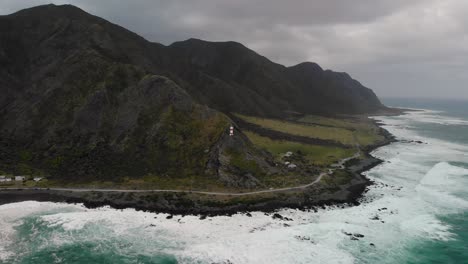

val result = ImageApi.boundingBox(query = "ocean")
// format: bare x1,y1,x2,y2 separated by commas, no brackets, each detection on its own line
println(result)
1,97,467,264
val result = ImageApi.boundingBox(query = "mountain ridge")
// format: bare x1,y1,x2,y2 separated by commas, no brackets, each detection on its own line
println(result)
0,4,389,186
3,4,385,117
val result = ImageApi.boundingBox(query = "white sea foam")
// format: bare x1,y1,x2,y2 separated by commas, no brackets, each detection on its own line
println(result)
394,109,468,126
0,202,86,261
400,214,454,241
419,162,468,186
1,111,467,264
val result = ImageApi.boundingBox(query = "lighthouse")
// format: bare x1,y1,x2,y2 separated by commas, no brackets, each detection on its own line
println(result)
229,125,234,136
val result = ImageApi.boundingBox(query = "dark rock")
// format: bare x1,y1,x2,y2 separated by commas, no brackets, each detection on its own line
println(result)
294,235,311,241
272,213,284,220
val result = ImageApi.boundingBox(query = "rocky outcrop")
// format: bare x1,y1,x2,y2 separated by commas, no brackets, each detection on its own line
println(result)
206,128,278,188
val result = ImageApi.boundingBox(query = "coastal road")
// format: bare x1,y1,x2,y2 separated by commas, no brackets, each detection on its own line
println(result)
0,152,360,197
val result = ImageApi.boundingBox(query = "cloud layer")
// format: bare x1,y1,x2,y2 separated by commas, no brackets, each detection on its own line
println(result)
2,0,468,99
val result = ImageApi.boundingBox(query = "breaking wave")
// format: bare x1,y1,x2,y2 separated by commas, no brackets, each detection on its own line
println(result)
1,109,467,264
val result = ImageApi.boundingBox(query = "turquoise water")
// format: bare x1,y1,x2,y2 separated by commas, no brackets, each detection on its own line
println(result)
380,98,468,264
13,217,177,264
1,98,467,264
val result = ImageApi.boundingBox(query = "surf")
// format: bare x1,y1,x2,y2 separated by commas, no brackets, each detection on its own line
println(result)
1,108,467,264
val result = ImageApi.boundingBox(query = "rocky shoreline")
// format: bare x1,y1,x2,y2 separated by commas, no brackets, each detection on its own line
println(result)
0,120,397,216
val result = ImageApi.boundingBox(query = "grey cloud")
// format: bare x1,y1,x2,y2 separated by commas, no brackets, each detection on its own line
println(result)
2,0,468,99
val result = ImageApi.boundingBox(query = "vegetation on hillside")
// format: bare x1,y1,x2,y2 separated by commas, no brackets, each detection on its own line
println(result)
0,4,389,192
297,115,385,146
244,131,354,166
236,113,384,147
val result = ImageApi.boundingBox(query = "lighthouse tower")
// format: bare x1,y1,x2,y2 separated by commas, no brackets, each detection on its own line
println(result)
229,125,234,136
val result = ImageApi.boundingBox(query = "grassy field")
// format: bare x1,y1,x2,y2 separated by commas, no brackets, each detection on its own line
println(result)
237,112,385,170
236,113,383,147
297,115,384,146
244,131,355,166
237,114,356,144
296,115,365,129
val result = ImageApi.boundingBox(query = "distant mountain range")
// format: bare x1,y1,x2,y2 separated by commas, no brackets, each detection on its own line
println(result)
0,4,388,185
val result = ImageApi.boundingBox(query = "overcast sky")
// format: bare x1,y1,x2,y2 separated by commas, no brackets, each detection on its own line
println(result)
2,0,468,100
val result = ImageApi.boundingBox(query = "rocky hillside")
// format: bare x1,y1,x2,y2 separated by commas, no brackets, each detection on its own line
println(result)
163,39,384,117
0,5,278,186
0,4,386,186
1,4,385,118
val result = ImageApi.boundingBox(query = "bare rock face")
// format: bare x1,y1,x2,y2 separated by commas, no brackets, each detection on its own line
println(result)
206,128,278,188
